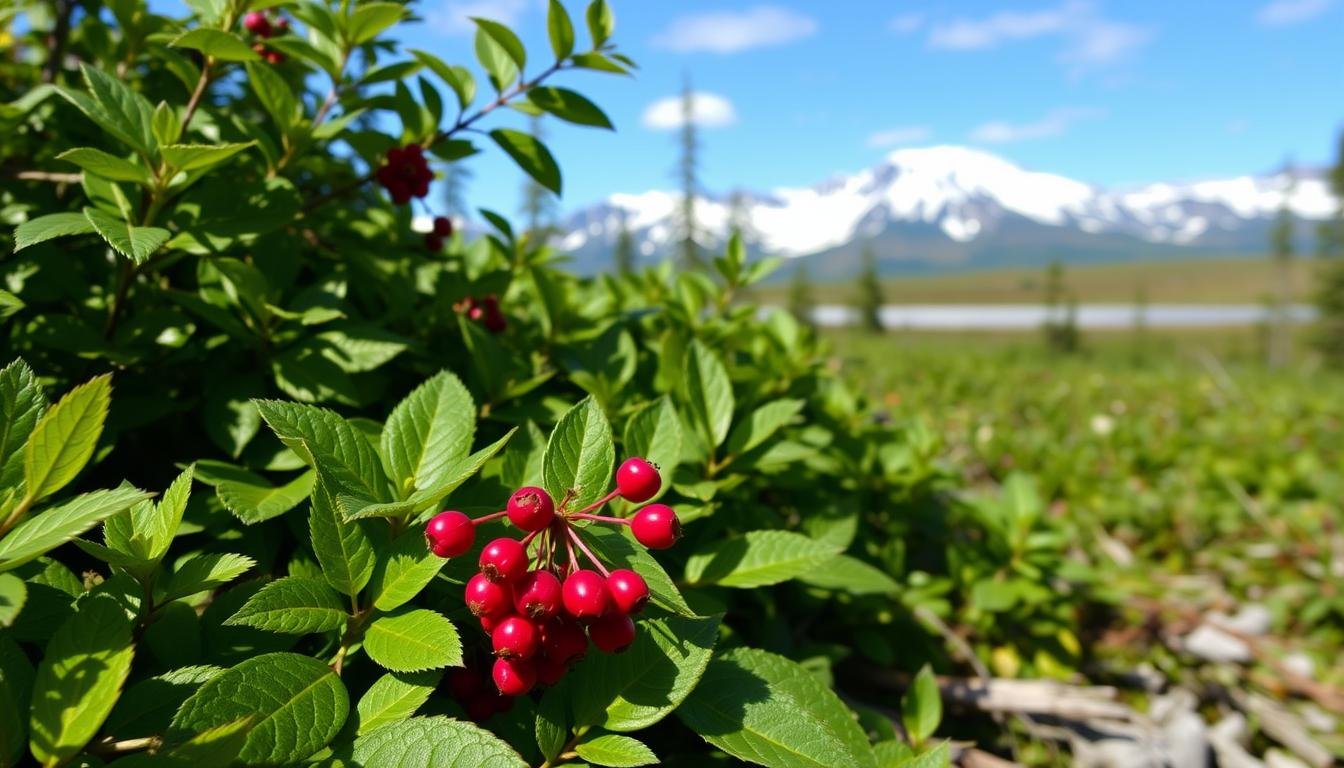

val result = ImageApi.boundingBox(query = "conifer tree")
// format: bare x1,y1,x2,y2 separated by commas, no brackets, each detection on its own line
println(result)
614,209,636,275
855,244,884,334
787,263,816,330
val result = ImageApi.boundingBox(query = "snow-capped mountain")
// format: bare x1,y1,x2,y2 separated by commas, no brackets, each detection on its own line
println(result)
554,145,1338,278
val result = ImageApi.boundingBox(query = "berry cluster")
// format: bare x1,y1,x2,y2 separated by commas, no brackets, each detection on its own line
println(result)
425,458,680,700
376,145,432,204
242,11,288,64
455,295,506,333
425,216,454,251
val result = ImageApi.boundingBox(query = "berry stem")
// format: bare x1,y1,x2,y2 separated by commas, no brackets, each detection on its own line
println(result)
521,528,542,548
563,526,579,575
472,509,507,525
568,512,630,526
566,525,610,577
572,489,621,516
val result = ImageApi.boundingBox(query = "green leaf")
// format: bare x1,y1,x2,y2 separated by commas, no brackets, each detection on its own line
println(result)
61,64,157,155
409,50,475,110
890,743,950,768
586,0,614,47
28,594,136,767
368,527,446,612
535,688,567,763
351,716,526,767
678,647,877,768
570,615,719,731
139,465,194,562
381,371,475,497
528,87,613,129
170,652,349,766
475,27,519,92
472,17,527,70
161,142,255,173
622,397,682,492
725,399,804,456
348,2,406,44
245,61,302,134
56,147,148,183
363,609,462,672
570,51,629,74
575,733,657,767
255,400,389,503
398,428,516,521
585,526,695,617
685,531,843,589
164,553,256,602
798,555,900,596
0,573,25,627
547,0,575,59
170,29,261,62
684,339,734,450
902,665,942,747
0,632,35,768
542,397,614,513
225,577,347,634
0,359,46,492
83,207,170,265
217,469,315,525
355,671,441,735
13,213,97,251
490,128,562,194
0,486,152,572
310,476,376,598
0,290,22,321
23,373,110,501
105,665,222,742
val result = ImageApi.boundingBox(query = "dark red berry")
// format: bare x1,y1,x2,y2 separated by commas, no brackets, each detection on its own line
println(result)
606,569,649,615
465,573,512,617
506,486,555,532
264,50,285,65
562,569,610,619
631,504,681,550
479,537,528,583
480,612,504,634
540,618,588,666
493,657,535,696
589,613,637,653
446,667,483,701
425,510,474,558
492,615,540,659
424,233,443,252
483,308,507,334
243,11,272,37
535,654,568,685
616,457,662,503
514,570,562,620
433,216,454,236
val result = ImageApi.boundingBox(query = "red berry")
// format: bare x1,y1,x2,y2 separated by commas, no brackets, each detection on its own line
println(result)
425,510,474,558
446,667,483,701
514,570,562,620
506,486,555,532
606,569,649,615
562,569,610,619
479,537,528,583
433,216,454,236
536,654,568,685
484,308,507,334
480,612,504,634
631,504,681,550
492,615,540,659
540,618,588,666
465,573,512,617
616,457,662,503
589,613,637,653
424,233,444,252
264,50,285,65
492,657,535,696
243,10,272,37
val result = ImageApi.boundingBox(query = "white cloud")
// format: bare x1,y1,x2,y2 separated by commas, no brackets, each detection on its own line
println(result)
1256,0,1333,25
889,13,924,34
969,107,1103,143
867,126,932,148
427,0,532,36
652,6,817,54
927,1,1150,67
641,92,738,131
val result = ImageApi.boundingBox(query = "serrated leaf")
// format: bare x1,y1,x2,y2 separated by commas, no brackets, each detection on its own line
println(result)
225,577,347,634
83,207,170,265
490,128,561,195
381,371,475,497
63,63,157,155
0,573,25,627
218,469,315,525
104,665,223,741
28,594,136,767
351,716,526,767
255,400,389,503
141,465,193,561
310,476,376,598
685,530,842,589
402,428,515,521
23,373,110,501
891,743,950,768
685,340,733,449
0,632,34,767
368,527,445,612
798,555,900,596
622,397,681,493
246,61,302,133
535,687,567,763
585,526,694,617
570,615,719,732
170,652,349,766
725,399,804,456
161,142,255,173
678,647,877,768
547,0,575,59
349,2,406,44
363,609,461,673
170,28,260,61
163,553,256,602
355,671,441,735
575,733,657,767
0,360,46,492
0,486,151,572
13,213,97,251
528,87,613,129
56,147,148,183
542,397,613,513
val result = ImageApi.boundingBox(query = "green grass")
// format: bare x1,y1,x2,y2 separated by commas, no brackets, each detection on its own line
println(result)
758,256,1312,305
